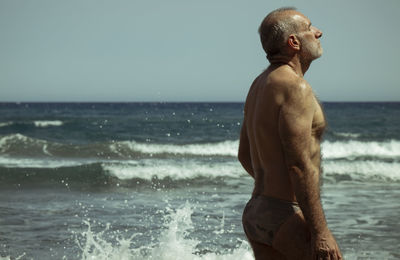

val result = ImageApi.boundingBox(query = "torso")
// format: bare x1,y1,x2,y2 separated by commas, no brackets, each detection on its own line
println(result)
244,66,326,201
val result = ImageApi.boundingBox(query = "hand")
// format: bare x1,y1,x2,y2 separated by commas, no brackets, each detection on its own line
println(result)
311,229,343,260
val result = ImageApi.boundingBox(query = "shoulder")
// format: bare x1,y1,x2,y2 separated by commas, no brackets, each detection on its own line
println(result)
244,73,265,115
270,69,313,106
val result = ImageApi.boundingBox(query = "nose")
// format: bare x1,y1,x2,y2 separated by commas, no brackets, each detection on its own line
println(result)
315,27,322,39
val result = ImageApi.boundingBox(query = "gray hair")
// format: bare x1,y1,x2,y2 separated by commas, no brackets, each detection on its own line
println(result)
258,7,300,60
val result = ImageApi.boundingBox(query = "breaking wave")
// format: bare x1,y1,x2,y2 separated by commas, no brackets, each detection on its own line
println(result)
33,120,63,127
322,140,400,159
2,134,400,160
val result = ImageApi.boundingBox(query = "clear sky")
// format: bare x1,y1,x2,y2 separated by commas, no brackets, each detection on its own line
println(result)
1,0,399,102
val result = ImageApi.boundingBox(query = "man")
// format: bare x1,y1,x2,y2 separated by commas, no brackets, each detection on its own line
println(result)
238,7,342,260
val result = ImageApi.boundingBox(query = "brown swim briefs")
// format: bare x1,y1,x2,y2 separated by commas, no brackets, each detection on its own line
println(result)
242,195,301,246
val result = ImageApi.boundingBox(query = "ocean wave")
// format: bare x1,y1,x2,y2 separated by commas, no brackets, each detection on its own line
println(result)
102,160,244,180
323,160,400,182
332,132,361,138
0,156,246,181
1,134,400,162
0,156,91,168
0,134,238,159
322,140,400,159
1,156,399,186
0,134,56,156
33,120,63,127
0,120,63,128
110,140,238,157
0,134,128,159
0,121,13,128
0,160,246,190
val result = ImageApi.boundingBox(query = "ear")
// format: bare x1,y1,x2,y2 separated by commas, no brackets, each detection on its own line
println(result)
287,35,300,51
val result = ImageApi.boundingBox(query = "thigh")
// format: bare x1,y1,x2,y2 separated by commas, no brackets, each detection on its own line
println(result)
272,211,311,260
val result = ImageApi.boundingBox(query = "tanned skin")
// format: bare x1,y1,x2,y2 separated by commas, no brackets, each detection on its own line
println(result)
238,10,342,260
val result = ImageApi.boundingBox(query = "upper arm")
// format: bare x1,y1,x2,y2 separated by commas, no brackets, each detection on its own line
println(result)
278,81,315,170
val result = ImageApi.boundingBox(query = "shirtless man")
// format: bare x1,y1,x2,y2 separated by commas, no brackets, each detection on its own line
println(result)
238,7,342,260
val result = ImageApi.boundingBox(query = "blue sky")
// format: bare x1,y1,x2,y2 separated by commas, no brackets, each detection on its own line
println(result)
1,0,399,102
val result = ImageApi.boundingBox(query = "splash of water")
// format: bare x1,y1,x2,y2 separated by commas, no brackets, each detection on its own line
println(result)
75,203,253,260
0,253,26,260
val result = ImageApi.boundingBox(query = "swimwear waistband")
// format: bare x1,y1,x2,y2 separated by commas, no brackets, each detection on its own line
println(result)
251,194,300,207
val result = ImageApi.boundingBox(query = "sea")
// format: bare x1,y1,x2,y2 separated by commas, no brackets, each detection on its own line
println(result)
0,102,399,260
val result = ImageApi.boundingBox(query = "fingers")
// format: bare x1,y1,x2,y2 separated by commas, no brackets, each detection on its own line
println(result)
336,249,343,260
315,251,330,260
312,237,342,260
330,251,337,260
316,254,329,260
335,244,343,260
327,249,342,260
315,249,342,260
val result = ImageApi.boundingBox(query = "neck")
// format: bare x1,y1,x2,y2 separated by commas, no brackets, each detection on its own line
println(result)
268,53,312,77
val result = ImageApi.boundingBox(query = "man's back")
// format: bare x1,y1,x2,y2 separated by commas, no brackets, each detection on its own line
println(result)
239,8,342,259
243,64,326,202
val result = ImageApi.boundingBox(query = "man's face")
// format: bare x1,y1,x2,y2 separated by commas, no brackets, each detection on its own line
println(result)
292,12,323,60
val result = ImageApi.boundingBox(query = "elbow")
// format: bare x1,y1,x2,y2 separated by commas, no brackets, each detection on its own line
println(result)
287,164,318,180
288,165,305,178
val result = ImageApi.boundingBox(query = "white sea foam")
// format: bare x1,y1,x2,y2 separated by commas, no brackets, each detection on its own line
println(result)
42,144,53,156
2,156,398,183
33,120,63,127
2,133,399,161
0,133,28,142
0,156,87,168
0,121,13,128
112,139,400,159
0,133,30,153
0,254,25,260
0,134,55,156
102,160,245,180
1,133,400,183
110,140,239,157
0,133,40,144
323,160,400,181
77,203,253,260
333,132,361,138
322,140,400,159
103,159,400,182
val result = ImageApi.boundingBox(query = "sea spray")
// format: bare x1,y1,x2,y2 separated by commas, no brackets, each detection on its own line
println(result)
74,203,253,260
76,221,142,260
0,254,26,260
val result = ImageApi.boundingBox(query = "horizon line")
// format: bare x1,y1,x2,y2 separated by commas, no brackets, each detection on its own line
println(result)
1,101,400,104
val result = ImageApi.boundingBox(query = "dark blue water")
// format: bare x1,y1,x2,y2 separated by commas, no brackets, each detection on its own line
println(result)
0,102,399,259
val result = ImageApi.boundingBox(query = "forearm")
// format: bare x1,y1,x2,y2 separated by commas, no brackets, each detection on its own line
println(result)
289,164,327,235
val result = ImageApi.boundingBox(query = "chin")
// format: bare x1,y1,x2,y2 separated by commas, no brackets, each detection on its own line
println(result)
318,47,323,57
302,42,323,61
312,47,323,60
